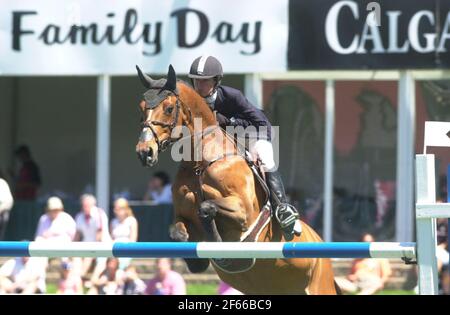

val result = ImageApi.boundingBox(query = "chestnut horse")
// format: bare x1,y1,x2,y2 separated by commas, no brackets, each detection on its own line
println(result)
135,65,338,294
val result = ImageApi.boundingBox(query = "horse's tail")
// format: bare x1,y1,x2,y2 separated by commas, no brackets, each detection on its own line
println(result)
334,280,342,295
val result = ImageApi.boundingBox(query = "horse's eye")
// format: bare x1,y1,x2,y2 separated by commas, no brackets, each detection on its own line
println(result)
165,106,174,115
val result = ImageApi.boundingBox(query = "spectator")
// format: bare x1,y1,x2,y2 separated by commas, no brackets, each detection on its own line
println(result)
143,172,172,204
334,233,392,295
121,265,146,295
89,257,124,295
218,281,243,295
0,170,14,240
0,256,47,294
10,145,41,200
145,258,186,295
110,197,138,270
56,261,83,295
73,194,111,285
35,196,76,243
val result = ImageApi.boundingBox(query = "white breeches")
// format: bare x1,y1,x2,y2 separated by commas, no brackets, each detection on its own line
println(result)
248,139,277,172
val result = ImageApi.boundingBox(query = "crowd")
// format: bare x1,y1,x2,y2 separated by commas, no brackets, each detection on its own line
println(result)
0,193,244,295
1,145,449,295
0,145,245,295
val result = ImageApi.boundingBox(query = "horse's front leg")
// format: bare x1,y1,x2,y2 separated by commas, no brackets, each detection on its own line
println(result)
198,196,248,242
198,200,222,242
198,198,254,273
169,221,210,273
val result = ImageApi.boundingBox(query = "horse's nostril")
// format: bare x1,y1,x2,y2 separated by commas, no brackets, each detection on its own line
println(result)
138,151,147,164
138,148,154,166
146,148,153,162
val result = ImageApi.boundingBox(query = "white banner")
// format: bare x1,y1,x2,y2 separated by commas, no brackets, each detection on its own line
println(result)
424,121,450,153
0,0,288,75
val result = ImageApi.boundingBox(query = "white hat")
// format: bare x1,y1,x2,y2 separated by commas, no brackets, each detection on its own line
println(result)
46,196,64,211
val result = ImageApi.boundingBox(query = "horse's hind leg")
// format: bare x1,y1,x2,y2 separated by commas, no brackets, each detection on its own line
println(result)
306,258,337,295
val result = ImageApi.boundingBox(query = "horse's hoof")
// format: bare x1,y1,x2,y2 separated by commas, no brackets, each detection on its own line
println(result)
198,200,218,220
184,258,210,273
169,225,189,242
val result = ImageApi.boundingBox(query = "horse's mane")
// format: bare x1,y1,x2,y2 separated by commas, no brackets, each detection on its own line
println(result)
177,80,216,123
176,81,242,155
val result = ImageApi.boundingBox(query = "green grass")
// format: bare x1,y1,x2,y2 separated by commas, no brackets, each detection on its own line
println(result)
45,283,415,295
187,283,218,295
342,289,416,295
375,289,416,295
47,283,57,294
45,282,219,295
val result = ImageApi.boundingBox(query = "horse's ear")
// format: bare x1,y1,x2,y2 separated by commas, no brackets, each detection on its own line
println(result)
135,65,153,89
165,64,177,92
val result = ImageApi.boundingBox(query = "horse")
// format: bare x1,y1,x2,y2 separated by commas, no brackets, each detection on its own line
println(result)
134,65,339,294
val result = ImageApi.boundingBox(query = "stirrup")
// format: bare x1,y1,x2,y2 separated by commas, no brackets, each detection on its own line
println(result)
275,204,299,227
275,204,302,240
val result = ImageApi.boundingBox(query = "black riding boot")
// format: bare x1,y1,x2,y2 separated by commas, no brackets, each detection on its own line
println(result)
265,171,302,241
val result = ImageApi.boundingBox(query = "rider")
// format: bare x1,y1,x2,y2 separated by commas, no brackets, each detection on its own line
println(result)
188,55,302,240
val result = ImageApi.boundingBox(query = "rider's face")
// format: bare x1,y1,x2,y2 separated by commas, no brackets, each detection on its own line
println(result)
194,78,215,98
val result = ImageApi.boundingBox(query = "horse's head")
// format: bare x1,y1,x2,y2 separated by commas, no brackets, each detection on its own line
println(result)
135,65,187,167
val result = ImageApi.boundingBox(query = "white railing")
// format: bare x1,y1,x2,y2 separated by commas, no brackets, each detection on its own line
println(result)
415,154,450,295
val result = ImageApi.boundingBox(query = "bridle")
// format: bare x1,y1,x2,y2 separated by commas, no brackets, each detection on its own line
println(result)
140,90,183,153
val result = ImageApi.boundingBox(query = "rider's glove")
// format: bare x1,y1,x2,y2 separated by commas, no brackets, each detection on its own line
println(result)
216,113,231,126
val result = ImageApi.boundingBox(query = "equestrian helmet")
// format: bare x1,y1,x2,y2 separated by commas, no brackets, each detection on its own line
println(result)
188,56,223,82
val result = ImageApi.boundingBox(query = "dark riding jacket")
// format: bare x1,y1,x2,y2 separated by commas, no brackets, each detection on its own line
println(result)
212,85,272,141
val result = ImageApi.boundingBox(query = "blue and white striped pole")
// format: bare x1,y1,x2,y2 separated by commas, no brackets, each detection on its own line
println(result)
0,242,416,260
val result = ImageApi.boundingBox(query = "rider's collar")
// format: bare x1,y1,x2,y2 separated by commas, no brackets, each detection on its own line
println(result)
205,90,217,109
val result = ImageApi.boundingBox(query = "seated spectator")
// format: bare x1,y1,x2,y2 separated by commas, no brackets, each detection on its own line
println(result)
0,170,14,240
88,257,124,295
73,194,111,286
35,196,76,243
56,261,83,295
142,172,172,204
145,258,186,295
218,281,243,295
110,197,138,270
121,265,146,295
334,233,392,295
0,256,47,294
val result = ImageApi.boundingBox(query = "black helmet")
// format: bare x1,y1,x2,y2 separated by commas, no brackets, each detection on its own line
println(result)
188,56,223,81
